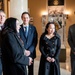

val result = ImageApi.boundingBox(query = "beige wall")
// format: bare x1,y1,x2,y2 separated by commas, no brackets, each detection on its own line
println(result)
65,0,75,37
4,0,75,38
28,0,75,47
4,0,8,17
4,0,75,47
65,0,75,47
28,0,48,38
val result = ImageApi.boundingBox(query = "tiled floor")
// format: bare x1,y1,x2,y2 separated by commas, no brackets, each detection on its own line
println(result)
34,60,71,75
34,48,71,75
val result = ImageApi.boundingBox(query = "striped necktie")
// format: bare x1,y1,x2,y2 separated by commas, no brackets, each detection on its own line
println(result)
24,27,28,38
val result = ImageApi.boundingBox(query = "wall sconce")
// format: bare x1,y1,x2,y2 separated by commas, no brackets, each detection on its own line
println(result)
41,11,48,16
42,15,47,26
65,14,68,19
41,11,48,26
64,10,70,19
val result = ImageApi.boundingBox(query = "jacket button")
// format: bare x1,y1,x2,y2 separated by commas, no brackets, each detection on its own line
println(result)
53,43,54,44
46,42,48,44
52,49,54,50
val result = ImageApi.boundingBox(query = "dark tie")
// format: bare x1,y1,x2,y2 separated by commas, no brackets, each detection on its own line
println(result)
24,27,28,38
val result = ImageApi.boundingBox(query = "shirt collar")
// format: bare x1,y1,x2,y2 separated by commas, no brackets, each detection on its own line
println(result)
23,24,29,28
0,24,3,27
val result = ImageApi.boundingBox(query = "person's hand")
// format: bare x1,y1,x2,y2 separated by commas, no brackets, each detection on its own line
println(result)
29,57,33,65
51,58,55,62
24,50,30,56
46,57,52,62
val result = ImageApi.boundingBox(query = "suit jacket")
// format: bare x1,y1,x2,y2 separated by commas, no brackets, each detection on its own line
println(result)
19,24,38,59
1,28,29,75
0,25,4,57
0,30,2,57
68,24,75,58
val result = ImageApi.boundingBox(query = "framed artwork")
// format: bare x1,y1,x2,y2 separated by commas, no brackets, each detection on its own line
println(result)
0,0,4,10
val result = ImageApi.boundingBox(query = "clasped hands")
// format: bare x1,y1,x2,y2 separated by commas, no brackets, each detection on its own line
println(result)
24,50,30,56
24,50,33,65
29,57,33,65
46,57,55,62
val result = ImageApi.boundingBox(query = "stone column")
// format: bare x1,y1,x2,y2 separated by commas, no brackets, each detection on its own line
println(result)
10,0,28,24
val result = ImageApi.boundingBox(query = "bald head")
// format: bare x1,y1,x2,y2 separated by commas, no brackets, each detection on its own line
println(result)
0,10,6,25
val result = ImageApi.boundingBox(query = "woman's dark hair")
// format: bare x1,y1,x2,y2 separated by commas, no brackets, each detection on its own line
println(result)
44,22,56,34
4,17,18,33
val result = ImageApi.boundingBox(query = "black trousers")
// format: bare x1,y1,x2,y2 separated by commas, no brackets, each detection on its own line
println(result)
0,58,2,75
28,61,34,75
71,57,75,75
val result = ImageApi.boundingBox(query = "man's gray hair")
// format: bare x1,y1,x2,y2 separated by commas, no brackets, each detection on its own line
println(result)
0,9,6,15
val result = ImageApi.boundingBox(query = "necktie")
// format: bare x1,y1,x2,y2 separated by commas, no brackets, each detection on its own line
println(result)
24,27,28,38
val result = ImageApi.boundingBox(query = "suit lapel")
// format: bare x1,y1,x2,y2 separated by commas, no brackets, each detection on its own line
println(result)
21,25,27,39
20,24,32,44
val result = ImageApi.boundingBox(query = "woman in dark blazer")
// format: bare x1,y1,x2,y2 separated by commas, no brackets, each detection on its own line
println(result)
38,22,61,75
1,17,32,75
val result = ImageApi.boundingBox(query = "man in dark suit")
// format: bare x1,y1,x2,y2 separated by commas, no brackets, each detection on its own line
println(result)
19,12,38,75
68,24,75,75
0,10,6,75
